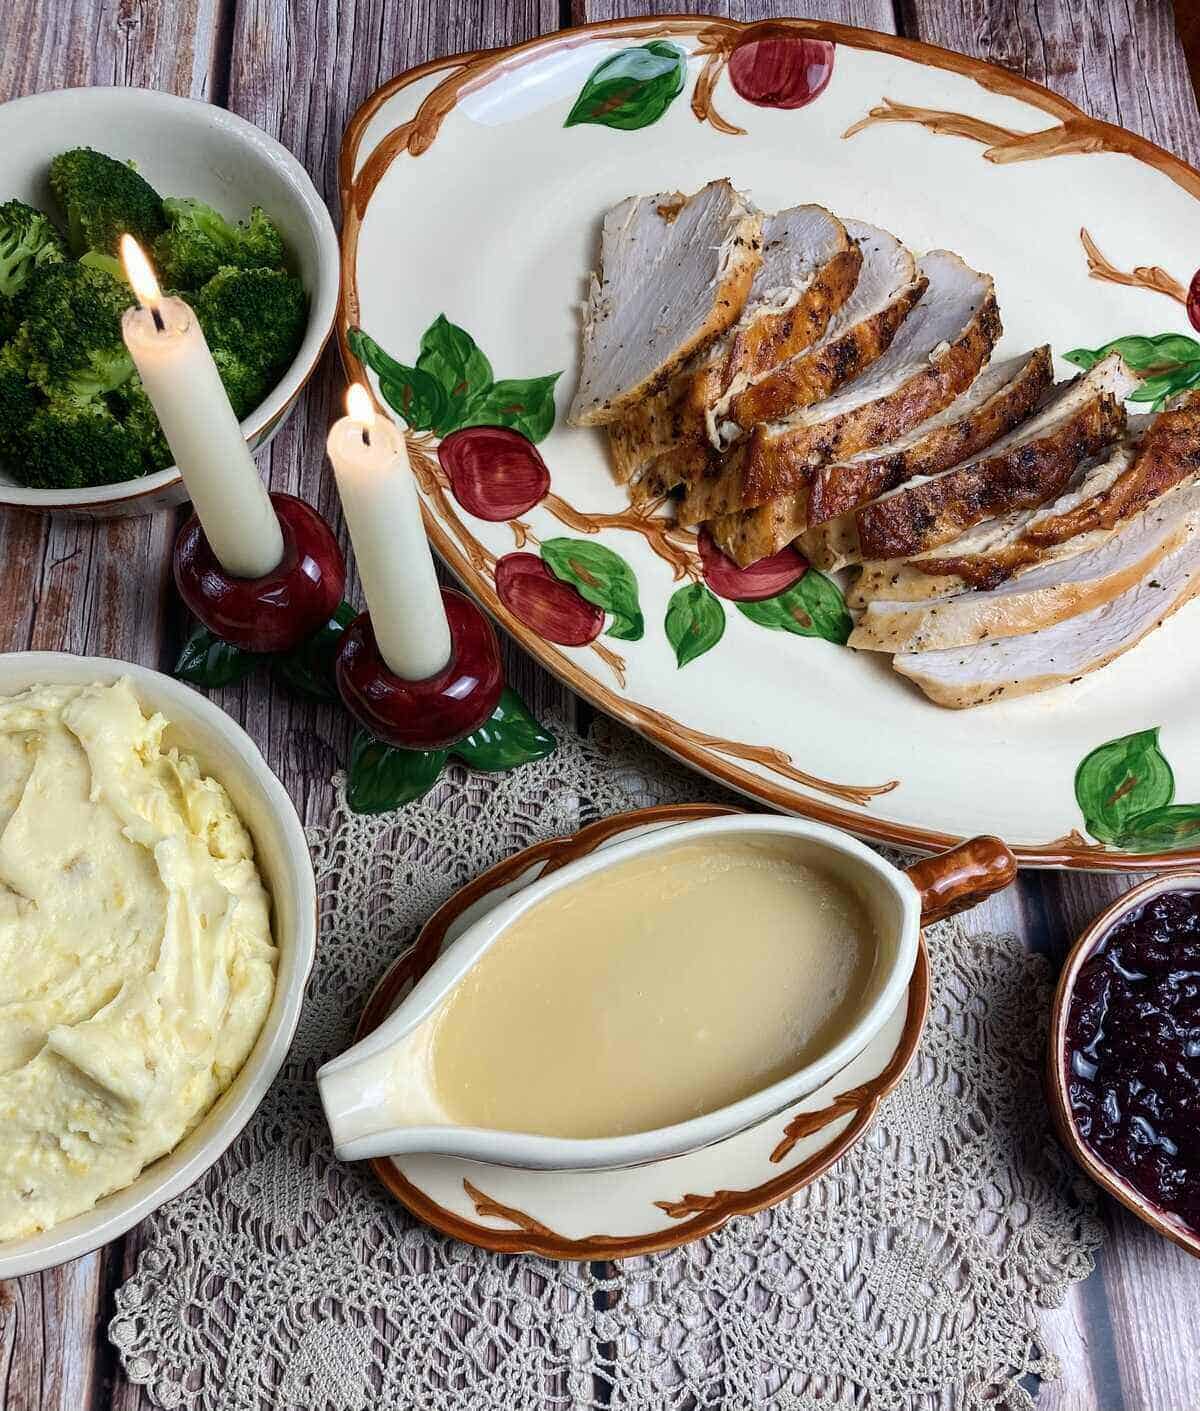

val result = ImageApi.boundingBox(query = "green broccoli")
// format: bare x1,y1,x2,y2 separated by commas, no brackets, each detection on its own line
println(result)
0,200,66,300
18,397,143,488
79,249,127,282
15,262,135,403
195,265,306,394
112,374,171,472
153,198,285,290
0,341,39,459
49,147,165,257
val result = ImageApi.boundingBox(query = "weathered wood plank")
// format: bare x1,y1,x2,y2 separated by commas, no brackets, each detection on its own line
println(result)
575,0,895,28
0,6,227,1410
892,9,1200,1408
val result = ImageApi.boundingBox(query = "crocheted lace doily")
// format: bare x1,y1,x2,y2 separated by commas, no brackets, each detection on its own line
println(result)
110,715,1103,1410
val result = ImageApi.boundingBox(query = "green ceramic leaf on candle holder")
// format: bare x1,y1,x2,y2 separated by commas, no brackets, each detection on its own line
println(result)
451,688,557,771
273,601,356,702
346,730,448,814
174,623,262,687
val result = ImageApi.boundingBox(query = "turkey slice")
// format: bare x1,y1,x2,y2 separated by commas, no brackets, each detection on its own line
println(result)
894,519,1200,707
607,205,859,486
631,220,922,501
853,354,1139,562
677,249,998,526
568,180,763,426
851,476,1200,653
729,348,1051,570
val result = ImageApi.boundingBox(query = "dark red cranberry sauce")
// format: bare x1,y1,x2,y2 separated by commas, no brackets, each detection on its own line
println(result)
1065,888,1200,1233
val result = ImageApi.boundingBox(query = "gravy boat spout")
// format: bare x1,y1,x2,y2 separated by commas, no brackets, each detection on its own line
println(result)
317,818,1016,1172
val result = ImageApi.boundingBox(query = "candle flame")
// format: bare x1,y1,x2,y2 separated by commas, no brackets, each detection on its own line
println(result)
346,382,376,429
120,235,162,309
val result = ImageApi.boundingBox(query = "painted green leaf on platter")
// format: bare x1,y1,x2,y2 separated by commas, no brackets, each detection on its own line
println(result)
1112,804,1200,852
460,374,561,443
736,570,851,645
1075,728,1174,845
416,314,494,433
541,537,644,641
665,581,725,667
1064,332,1200,411
564,41,687,132
349,319,561,444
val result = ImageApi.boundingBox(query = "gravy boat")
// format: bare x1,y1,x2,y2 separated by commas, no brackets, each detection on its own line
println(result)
318,816,1015,1171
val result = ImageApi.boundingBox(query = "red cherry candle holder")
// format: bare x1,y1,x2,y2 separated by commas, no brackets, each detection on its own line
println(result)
174,492,346,653
336,588,504,751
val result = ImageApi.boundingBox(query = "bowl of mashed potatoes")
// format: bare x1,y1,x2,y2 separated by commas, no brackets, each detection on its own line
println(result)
0,653,316,1278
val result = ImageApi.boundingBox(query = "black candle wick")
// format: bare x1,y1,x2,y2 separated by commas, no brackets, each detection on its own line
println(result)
151,304,165,333
361,426,371,447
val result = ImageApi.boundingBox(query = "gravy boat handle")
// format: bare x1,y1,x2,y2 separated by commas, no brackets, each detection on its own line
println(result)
904,835,1018,925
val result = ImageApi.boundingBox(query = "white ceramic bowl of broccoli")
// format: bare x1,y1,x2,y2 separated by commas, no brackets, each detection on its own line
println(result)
0,86,338,516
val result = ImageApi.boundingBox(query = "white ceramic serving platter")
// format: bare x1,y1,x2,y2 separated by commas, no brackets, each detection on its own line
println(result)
341,17,1200,870
356,805,929,1258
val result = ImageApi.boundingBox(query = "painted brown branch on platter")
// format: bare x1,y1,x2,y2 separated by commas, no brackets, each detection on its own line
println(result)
690,27,746,137
634,700,898,807
542,491,702,580
1079,228,1187,306
844,97,1115,167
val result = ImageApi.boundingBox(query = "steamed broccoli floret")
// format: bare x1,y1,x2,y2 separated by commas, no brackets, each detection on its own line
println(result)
19,398,143,488
153,198,285,289
0,200,66,300
79,249,127,282
15,263,135,403
0,342,38,458
112,374,171,472
0,200,67,340
195,265,306,390
49,147,165,257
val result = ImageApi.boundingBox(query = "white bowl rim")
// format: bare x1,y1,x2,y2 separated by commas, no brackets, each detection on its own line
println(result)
0,85,339,511
0,651,317,1278
318,813,922,1170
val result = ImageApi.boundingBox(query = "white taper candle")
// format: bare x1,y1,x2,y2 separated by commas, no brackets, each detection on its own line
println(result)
120,236,283,579
327,385,452,680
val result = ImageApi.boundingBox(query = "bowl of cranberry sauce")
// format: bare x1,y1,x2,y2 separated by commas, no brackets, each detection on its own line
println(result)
1050,876,1200,1258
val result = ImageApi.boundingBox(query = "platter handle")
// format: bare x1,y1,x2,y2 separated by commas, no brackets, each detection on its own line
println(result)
905,836,1018,925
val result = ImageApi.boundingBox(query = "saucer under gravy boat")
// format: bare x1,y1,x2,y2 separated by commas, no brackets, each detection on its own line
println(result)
319,812,1015,1174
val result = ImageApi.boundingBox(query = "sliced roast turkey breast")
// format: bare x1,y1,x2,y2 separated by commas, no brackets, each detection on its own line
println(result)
607,204,858,489
739,348,1052,571
849,432,1144,605
853,353,1139,562
894,517,1200,707
852,477,1200,652
631,219,921,504
678,249,999,528
568,180,763,427
712,222,922,440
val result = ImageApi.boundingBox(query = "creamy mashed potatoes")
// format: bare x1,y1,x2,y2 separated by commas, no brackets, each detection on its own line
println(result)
0,678,276,1241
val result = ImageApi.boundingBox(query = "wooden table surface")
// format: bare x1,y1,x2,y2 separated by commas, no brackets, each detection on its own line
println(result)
1,2,1198,1408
